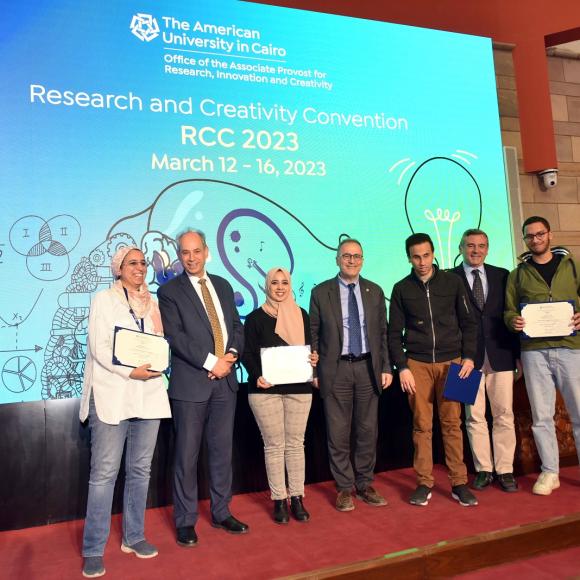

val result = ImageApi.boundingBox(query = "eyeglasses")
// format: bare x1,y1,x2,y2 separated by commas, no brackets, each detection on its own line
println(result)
340,253,363,262
523,230,548,243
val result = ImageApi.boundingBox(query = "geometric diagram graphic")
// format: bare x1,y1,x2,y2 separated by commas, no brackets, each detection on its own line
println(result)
129,13,159,42
40,179,348,399
393,156,482,269
9,214,81,281
2,355,37,393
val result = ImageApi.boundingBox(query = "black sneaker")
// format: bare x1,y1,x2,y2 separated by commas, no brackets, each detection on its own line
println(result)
409,485,432,506
452,484,478,506
497,473,518,493
471,471,493,490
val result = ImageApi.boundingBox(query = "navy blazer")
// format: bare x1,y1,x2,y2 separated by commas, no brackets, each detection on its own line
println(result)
157,272,244,402
451,263,519,371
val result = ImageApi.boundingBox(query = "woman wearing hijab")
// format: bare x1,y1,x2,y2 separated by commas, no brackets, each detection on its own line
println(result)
79,246,171,578
242,268,318,524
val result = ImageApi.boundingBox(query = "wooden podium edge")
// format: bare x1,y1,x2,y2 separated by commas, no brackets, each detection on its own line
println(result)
281,512,580,579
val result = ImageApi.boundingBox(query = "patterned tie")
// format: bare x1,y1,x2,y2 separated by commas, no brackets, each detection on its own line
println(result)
471,269,485,310
348,283,362,356
198,278,225,357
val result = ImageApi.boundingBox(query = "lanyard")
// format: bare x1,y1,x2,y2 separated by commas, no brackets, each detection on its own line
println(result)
123,287,144,332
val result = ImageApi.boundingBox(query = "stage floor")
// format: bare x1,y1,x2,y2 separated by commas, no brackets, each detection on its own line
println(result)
2,465,580,579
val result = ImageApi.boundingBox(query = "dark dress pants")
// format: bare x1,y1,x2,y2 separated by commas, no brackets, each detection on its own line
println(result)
171,379,236,528
323,358,379,492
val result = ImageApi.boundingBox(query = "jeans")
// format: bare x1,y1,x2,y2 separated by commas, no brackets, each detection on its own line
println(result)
82,396,160,557
522,348,580,474
249,393,312,499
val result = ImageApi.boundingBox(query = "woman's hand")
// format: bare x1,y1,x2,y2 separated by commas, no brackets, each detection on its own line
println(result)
257,376,273,389
309,350,319,367
130,364,162,380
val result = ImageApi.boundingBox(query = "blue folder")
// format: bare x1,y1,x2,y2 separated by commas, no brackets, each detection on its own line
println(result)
442,363,482,405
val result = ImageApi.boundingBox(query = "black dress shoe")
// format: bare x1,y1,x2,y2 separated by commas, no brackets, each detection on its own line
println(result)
176,525,198,547
290,496,310,522
273,500,289,524
211,515,249,534
497,473,518,493
472,471,494,490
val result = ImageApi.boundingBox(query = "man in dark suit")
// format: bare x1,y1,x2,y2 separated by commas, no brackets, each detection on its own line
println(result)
309,238,392,512
452,228,519,492
157,229,247,547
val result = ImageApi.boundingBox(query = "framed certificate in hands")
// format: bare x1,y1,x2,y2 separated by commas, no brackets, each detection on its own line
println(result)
520,301,576,339
260,345,313,385
112,326,170,373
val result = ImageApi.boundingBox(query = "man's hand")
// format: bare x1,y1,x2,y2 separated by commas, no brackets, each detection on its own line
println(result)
381,372,393,389
209,353,237,379
130,364,162,380
257,376,273,389
399,368,416,394
511,316,525,332
572,311,580,332
458,359,474,379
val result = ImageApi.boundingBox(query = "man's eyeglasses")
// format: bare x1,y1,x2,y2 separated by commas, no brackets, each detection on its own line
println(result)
523,230,548,243
340,253,363,262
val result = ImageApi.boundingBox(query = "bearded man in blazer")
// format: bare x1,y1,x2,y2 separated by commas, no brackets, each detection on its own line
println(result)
451,228,520,493
309,238,393,512
157,229,247,547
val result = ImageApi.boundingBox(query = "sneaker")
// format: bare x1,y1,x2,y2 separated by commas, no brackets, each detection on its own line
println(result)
356,485,388,506
532,472,560,496
82,556,105,578
471,471,493,490
409,485,432,506
120,540,159,559
335,490,355,512
497,473,518,493
452,484,478,506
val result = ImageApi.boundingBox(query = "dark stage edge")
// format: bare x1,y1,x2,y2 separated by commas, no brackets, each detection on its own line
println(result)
1,465,579,580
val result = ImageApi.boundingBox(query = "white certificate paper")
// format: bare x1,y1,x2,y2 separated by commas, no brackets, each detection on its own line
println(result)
521,301,575,339
260,345,313,385
113,326,170,373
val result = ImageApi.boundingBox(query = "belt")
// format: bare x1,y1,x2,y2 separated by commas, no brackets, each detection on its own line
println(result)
340,353,371,363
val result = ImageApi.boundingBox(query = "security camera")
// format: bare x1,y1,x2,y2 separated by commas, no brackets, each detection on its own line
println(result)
538,169,558,189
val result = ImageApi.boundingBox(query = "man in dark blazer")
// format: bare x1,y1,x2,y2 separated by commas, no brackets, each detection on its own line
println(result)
157,229,247,547
309,238,392,512
452,228,520,492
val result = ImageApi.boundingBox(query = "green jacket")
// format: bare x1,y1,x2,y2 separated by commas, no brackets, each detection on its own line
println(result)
504,247,580,351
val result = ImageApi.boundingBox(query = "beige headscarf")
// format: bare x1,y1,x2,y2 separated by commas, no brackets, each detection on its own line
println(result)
110,245,164,335
261,267,304,346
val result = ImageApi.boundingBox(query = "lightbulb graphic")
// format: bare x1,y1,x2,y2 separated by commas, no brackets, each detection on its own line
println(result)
401,156,482,268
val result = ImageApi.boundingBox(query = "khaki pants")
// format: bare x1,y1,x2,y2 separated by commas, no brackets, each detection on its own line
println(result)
407,358,467,487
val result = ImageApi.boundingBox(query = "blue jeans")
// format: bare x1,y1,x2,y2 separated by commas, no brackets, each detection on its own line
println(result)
522,348,580,474
82,396,160,557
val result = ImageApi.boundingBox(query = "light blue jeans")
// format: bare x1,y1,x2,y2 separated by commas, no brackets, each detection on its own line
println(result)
82,396,160,557
522,348,580,474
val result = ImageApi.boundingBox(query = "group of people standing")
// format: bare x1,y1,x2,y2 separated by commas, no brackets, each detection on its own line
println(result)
79,218,580,578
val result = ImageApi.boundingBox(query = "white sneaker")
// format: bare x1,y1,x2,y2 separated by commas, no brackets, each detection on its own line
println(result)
532,472,560,496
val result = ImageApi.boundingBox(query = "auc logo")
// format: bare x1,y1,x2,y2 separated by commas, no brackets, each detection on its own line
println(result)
130,13,160,42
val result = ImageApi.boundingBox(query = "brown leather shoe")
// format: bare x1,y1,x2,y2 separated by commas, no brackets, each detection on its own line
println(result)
335,491,355,512
356,485,388,506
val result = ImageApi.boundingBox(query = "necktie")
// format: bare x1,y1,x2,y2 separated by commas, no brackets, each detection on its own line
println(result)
348,283,362,356
198,278,225,357
471,269,485,310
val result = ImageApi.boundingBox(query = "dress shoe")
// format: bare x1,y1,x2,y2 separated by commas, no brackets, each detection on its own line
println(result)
290,496,310,522
176,526,198,547
497,473,518,493
211,515,249,534
273,499,289,524
335,490,354,512
471,471,493,490
356,485,388,506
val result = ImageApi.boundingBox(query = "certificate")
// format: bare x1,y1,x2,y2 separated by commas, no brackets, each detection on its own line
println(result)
260,345,313,385
113,326,170,373
520,301,576,339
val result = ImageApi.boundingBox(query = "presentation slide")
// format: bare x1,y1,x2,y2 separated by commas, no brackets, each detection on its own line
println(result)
0,0,512,404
